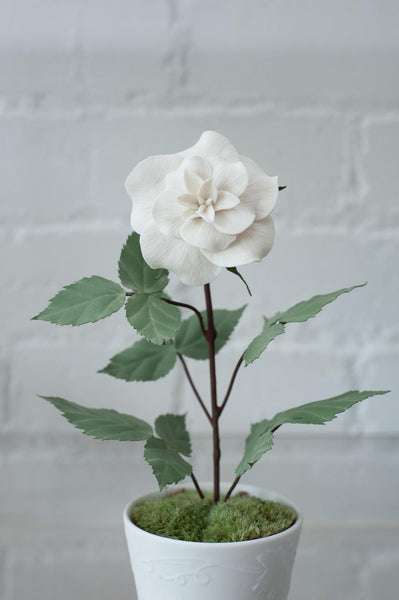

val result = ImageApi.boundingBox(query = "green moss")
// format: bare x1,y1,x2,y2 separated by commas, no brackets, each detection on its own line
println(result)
131,490,212,542
130,490,296,543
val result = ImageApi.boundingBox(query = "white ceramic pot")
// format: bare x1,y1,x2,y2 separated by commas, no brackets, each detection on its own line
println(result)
124,482,302,600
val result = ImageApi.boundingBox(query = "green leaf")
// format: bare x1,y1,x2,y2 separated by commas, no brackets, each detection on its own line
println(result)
235,427,274,477
267,390,390,430
125,293,181,345
40,396,153,441
235,390,389,477
244,320,285,365
271,283,366,325
118,232,169,293
144,436,192,490
155,414,191,457
175,306,246,360
99,340,177,382
226,267,252,296
278,185,287,191
32,276,126,326
244,283,366,365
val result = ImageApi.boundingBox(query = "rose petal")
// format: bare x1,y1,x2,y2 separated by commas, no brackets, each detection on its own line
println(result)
198,178,218,202
198,204,215,223
211,158,248,196
180,218,236,251
177,194,198,209
165,162,204,195
166,157,213,193
182,156,213,181
202,216,275,267
140,223,220,286
152,190,183,238
182,208,196,221
184,169,203,195
126,154,183,233
213,203,255,234
240,156,278,219
215,191,240,211
164,163,186,193
180,131,239,162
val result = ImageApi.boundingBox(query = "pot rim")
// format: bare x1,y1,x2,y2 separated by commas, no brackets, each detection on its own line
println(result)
124,481,303,548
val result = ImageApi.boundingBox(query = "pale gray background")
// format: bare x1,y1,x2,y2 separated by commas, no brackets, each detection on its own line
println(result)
1,1,399,598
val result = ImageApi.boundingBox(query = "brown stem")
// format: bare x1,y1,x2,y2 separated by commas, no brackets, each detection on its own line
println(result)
218,353,244,416
190,473,205,500
204,283,221,504
223,476,240,502
125,292,207,337
162,298,207,337
178,354,212,424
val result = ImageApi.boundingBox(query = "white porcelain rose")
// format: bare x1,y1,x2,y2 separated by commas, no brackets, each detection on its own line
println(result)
125,131,278,286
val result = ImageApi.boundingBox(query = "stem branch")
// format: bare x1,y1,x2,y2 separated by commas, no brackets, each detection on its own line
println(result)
190,473,204,499
125,292,207,337
218,353,244,416
224,427,282,502
162,298,207,337
178,354,212,424
224,476,240,502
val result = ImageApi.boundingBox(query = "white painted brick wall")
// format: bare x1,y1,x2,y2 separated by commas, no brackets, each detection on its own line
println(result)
1,1,398,598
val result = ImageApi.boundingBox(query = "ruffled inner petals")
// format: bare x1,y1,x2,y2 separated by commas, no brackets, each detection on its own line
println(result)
182,156,213,181
152,190,184,238
177,193,198,209
140,223,221,286
202,216,275,267
198,178,218,202
211,158,248,196
126,154,183,233
184,169,203,195
180,218,236,251
213,203,255,235
215,190,240,211
240,156,278,219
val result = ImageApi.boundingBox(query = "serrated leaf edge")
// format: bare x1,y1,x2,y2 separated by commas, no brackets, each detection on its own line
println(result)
98,340,177,382
154,413,192,457
39,395,153,441
144,436,193,490
32,276,126,326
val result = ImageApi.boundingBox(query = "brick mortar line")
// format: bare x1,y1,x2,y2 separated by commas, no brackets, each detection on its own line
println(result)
1,100,399,120
8,341,399,355
2,222,399,238
3,340,399,370
2,431,399,441
0,429,399,452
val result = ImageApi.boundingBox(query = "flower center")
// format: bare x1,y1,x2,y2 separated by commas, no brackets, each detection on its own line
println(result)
196,195,215,222
176,173,221,224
